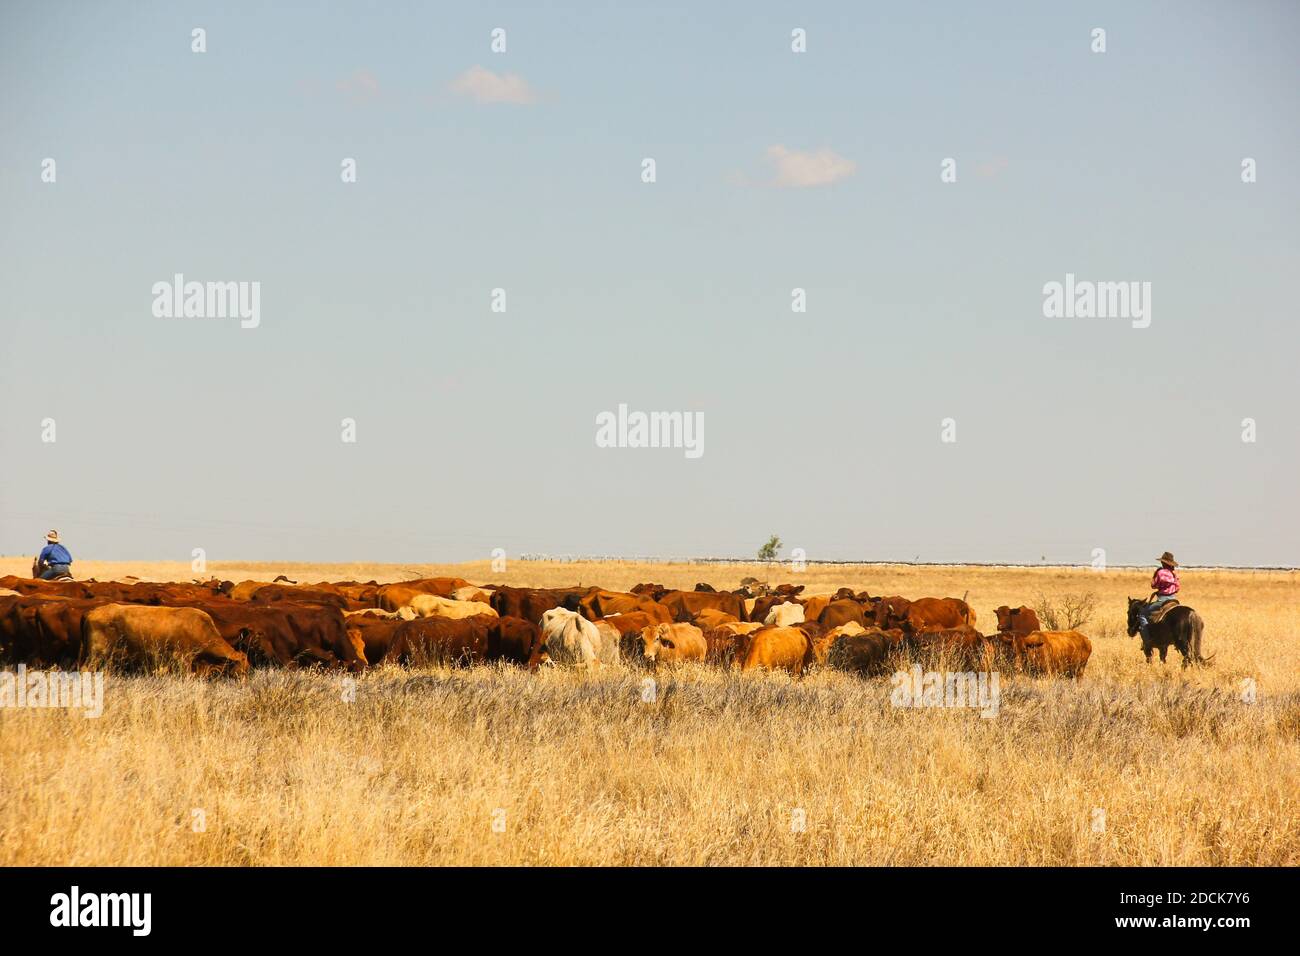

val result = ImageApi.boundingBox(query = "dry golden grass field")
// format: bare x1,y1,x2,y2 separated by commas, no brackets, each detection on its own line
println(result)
1,558,1297,866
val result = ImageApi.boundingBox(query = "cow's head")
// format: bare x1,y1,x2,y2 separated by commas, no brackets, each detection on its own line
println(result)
640,624,676,663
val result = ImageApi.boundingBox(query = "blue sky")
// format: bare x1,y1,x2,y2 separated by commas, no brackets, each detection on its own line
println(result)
1,1,1297,566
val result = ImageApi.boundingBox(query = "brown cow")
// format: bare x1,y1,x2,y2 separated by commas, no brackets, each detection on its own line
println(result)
702,622,763,665
994,605,1041,635
1005,630,1092,679
693,607,739,630
878,596,975,633
801,595,832,623
579,590,672,623
629,583,668,599
82,604,249,677
740,626,815,676
818,599,867,630
657,590,746,623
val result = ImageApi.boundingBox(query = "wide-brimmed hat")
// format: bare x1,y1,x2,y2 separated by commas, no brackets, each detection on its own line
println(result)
1157,551,1178,567
45,530,59,543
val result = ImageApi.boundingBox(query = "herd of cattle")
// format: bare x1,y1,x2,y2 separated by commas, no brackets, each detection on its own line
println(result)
0,574,1094,680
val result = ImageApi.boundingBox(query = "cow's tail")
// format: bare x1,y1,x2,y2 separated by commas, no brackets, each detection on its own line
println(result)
961,592,975,629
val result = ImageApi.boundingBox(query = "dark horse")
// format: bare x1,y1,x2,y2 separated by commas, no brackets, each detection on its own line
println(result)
1126,598,1212,667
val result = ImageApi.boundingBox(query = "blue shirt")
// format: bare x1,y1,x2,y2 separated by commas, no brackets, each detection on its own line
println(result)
39,543,72,565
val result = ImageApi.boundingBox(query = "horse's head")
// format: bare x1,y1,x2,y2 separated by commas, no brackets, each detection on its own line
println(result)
1126,597,1143,637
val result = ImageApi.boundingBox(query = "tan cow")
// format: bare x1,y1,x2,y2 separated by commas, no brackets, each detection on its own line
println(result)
451,586,495,605
407,594,499,620
638,623,706,665
83,604,249,677
227,580,268,601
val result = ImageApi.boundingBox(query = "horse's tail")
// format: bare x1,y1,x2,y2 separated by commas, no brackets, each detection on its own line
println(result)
1190,609,1214,665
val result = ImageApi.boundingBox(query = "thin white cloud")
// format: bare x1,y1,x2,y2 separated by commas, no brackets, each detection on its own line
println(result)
450,65,537,105
337,68,380,104
765,145,855,188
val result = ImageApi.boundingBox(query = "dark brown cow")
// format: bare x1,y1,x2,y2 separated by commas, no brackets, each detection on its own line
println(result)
179,601,364,671
383,616,495,666
994,605,1041,635
345,615,403,666
490,586,592,625
485,617,545,668
1,595,106,666
905,626,994,669
826,628,904,677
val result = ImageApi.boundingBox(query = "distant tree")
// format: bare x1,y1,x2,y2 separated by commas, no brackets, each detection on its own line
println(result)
757,534,782,561
1034,591,1098,631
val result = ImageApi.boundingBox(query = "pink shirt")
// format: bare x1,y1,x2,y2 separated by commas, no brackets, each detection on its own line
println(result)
1152,567,1179,596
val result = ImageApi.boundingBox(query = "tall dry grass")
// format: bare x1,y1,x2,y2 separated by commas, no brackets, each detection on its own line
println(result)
1,560,1297,865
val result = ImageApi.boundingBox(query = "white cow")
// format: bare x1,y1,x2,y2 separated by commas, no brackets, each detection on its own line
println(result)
763,601,806,626
539,608,606,670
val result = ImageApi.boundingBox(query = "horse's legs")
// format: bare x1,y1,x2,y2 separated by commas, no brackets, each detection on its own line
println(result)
1158,645,1168,663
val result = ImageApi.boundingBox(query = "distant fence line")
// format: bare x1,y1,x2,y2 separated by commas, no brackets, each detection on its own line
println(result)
515,555,1297,572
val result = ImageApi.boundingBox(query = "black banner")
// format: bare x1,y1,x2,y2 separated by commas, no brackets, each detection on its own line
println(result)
0,866,1280,942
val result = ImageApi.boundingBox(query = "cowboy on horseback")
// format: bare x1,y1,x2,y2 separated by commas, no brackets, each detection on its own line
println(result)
1136,551,1179,640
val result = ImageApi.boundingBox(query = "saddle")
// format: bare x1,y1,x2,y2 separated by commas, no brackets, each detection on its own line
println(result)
1148,599,1180,624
